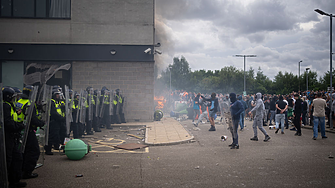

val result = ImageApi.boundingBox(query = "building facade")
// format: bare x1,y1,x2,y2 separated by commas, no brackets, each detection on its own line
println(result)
0,0,156,122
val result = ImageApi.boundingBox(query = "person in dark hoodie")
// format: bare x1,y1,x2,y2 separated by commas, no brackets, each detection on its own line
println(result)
249,92,271,142
202,93,218,131
293,94,303,136
229,93,244,149
238,95,247,130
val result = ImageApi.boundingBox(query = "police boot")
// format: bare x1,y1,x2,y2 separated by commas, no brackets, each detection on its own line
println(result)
9,181,27,188
94,125,101,132
116,115,121,124
121,113,126,123
44,145,53,155
22,172,38,179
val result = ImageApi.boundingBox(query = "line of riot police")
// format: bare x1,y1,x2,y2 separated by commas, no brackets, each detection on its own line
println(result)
0,84,126,188
45,86,126,155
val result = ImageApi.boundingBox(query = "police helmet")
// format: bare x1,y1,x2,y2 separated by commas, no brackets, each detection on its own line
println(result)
86,86,93,92
12,87,22,95
101,87,108,95
2,87,15,102
52,89,61,96
115,89,120,95
23,85,34,97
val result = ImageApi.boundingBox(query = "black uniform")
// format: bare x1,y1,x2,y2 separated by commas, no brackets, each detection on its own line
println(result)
71,98,80,138
93,94,101,132
4,102,24,185
45,99,65,153
19,99,44,177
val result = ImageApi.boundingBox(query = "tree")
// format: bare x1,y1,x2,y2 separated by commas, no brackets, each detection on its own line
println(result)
158,56,191,91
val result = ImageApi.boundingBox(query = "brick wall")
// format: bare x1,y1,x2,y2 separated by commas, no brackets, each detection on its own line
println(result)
72,61,154,122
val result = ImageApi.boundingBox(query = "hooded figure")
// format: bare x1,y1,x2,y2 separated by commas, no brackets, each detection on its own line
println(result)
228,93,244,149
249,93,270,142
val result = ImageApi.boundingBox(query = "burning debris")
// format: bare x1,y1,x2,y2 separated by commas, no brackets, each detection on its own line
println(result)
154,96,166,110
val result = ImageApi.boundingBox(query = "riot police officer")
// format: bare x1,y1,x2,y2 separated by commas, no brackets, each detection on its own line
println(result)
93,89,101,132
3,87,27,187
71,92,80,138
85,87,94,135
12,87,22,105
16,85,44,179
45,89,65,155
113,89,122,124
100,87,112,129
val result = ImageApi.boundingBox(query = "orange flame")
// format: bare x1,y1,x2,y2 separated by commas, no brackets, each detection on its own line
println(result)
154,96,166,110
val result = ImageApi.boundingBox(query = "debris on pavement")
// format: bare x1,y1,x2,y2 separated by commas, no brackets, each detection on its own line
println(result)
329,155,334,159
193,127,201,131
127,134,144,140
75,174,83,177
112,165,120,169
195,166,200,169
114,143,148,150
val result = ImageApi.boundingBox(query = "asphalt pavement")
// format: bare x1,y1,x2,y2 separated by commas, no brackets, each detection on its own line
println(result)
25,118,335,188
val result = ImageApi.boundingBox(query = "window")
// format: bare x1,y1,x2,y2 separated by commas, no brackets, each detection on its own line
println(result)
0,0,71,19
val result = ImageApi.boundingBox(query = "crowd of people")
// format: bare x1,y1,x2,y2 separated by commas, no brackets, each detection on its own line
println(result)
1,85,125,188
170,89,333,149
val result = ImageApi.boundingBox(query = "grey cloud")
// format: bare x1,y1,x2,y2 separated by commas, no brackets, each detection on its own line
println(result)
175,40,205,53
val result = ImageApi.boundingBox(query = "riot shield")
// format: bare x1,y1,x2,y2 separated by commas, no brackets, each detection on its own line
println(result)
41,85,52,146
76,90,83,123
109,90,113,116
20,86,39,153
79,91,87,124
36,85,52,167
88,89,93,121
95,91,101,117
99,91,106,118
64,86,71,135
120,91,124,114
0,83,8,188
70,90,74,122
116,92,120,115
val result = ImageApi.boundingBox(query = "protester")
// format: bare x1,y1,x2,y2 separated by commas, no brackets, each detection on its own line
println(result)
202,93,218,131
311,92,327,140
192,93,200,123
249,93,271,142
293,94,303,136
238,95,247,131
229,93,244,149
275,96,288,134
264,96,270,125
193,97,210,127
269,97,276,125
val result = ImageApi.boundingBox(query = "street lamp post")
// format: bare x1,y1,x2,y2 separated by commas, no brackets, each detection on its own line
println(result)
315,9,334,129
298,60,302,92
306,68,310,91
234,55,257,95
169,66,172,110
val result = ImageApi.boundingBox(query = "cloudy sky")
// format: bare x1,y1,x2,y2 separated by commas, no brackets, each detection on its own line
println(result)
155,0,335,80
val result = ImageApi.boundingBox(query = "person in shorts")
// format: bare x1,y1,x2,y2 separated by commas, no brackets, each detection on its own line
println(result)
202,93,218,131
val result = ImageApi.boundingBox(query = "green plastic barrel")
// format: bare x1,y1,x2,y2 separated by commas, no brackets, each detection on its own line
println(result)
64,139,91,160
